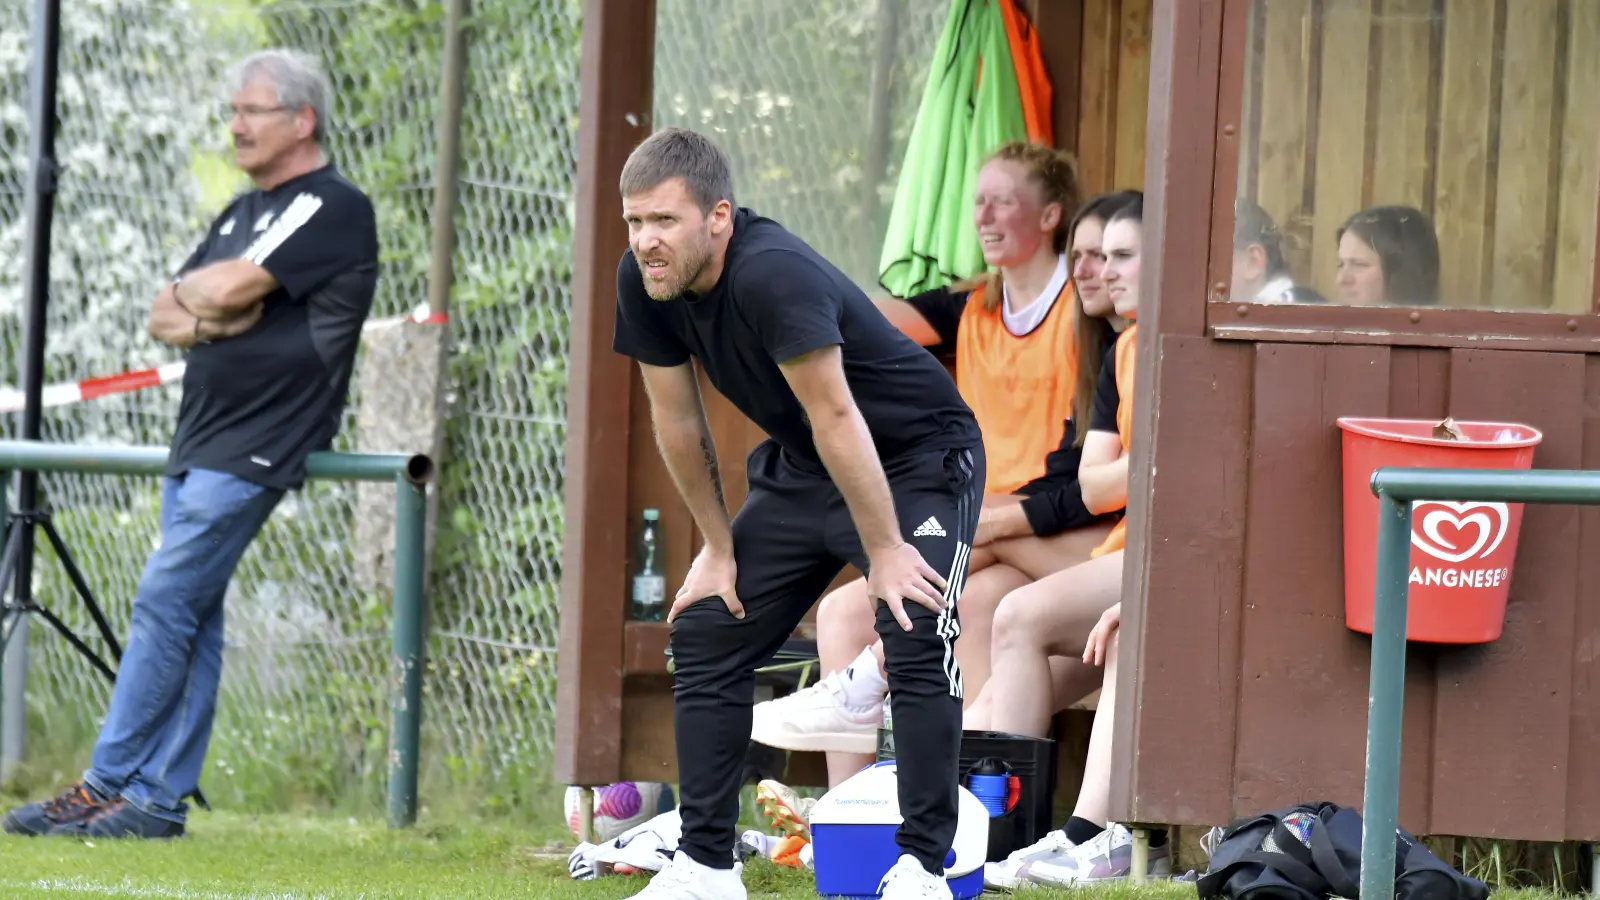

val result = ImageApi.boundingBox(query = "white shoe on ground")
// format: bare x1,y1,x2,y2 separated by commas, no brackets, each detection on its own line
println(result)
982,828,1077,890
630,850,746,900
877,854,953,900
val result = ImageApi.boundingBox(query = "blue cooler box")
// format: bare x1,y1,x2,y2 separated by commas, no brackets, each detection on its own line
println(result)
809,761,989,899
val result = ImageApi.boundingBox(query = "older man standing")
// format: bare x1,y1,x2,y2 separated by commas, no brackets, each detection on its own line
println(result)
2,47,379,840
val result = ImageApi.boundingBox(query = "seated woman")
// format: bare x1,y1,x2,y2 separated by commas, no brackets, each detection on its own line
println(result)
953,196,1172,890
747,169,1140,772
1334,204,1441,307
1231,198,1326,304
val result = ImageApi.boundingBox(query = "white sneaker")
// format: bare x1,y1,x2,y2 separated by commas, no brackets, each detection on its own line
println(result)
1018,824,1171,887
749,671,881,754
632,850,747,899
982,828,1077,890
878,854,953,900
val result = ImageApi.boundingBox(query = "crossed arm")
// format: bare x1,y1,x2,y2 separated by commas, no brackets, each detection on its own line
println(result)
149,259,281,349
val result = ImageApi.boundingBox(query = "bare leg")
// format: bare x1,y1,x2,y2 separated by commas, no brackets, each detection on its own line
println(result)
1073,632,1117,825
812,580,881,785
816,578,876,682
964,655,1102,732
984,550,1126,738
990,520,1115,582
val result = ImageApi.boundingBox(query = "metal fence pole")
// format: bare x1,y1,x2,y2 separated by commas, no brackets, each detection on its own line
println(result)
0,471,21,783
387,472,428,828
1360,491,1413,900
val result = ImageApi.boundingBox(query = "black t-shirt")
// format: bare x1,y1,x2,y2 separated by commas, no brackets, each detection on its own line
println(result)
1013,327,1120,535
904,286,970,358
1090,336,1122,435
612,208,980,469
167,164,379,490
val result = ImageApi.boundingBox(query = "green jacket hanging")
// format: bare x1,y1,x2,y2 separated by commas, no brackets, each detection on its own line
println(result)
878,0,1029,298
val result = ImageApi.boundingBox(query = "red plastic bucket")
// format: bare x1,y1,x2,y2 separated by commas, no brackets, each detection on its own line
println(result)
1336,417,1543,644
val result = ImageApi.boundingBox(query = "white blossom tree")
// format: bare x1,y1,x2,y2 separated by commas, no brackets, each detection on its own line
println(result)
0,0,243,445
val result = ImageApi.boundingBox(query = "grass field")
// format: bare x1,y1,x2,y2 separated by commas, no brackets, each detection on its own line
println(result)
0,807,1158,900
0,807,1577,900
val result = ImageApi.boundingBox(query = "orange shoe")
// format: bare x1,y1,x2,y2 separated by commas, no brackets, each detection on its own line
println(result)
771,833,809,869
756,779,815,842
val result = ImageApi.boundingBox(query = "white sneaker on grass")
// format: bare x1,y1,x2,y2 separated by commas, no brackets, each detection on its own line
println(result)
878,854,953,900
749,671,882,754
1017,824,1171,887
631,850,746,900
982,828,1077,890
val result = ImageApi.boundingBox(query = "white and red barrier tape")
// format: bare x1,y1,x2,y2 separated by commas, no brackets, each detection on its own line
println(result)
0,305,447,415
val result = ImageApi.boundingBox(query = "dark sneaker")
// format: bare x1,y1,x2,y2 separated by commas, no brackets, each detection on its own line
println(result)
48,798,184,840
2,782,116,836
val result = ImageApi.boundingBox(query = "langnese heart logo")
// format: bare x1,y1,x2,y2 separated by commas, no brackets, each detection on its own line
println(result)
1410,501,1510,564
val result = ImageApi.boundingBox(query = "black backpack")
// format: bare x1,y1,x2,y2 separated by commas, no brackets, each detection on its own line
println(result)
1195,801,1489,900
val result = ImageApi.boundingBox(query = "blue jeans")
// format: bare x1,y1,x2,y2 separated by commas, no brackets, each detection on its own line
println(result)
83,469,283,824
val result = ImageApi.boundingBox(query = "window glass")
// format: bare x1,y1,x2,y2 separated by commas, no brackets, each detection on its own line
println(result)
1231,0,1599,313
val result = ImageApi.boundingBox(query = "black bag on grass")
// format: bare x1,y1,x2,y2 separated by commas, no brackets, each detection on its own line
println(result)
1195,801,1488,900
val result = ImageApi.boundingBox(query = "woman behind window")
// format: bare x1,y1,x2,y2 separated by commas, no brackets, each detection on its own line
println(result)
1334,204,1441,307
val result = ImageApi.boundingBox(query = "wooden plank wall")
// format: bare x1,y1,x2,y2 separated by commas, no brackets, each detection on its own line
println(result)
1126,338,1600,840
1077,0,1153,195
1234,0,1600,313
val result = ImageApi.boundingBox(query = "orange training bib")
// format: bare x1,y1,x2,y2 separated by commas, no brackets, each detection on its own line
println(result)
1090,323,1138,558
953,281,1080,495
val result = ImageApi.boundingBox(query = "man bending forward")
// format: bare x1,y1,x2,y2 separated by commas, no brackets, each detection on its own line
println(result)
612,126,985,900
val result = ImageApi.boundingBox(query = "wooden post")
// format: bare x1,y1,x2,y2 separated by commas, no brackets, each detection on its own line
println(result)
553,0,657,789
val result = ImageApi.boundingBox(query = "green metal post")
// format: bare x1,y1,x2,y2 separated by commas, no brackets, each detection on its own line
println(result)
0,440,426,484
0,470,13,781
387,473,427,828
1360,491,1414,900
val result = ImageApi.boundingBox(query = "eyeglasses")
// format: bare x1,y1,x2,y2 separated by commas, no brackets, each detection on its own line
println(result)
223,104,289,121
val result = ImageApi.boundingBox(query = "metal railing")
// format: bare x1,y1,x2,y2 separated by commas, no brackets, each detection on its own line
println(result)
0,439,434,829
1361,466,1600,900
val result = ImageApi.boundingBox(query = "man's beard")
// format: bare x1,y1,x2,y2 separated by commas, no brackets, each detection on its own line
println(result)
640,236,711,301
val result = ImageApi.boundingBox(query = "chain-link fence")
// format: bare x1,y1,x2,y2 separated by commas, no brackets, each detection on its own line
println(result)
654,0,948,291
0,0,947,819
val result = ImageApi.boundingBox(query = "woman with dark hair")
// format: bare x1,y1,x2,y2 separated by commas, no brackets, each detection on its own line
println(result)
1335,205,1441,307
1064,190,1142,443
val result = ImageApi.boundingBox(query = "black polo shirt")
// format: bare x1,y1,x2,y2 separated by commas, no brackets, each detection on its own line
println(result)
167,163,379,490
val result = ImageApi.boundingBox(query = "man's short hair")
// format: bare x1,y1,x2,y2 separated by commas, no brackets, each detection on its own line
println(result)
1234,197,1288,278
226,48,332,144
619,126,736,214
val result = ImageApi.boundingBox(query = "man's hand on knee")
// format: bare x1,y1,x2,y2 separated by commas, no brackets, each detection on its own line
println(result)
669,543,744,622
866,540,947,631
